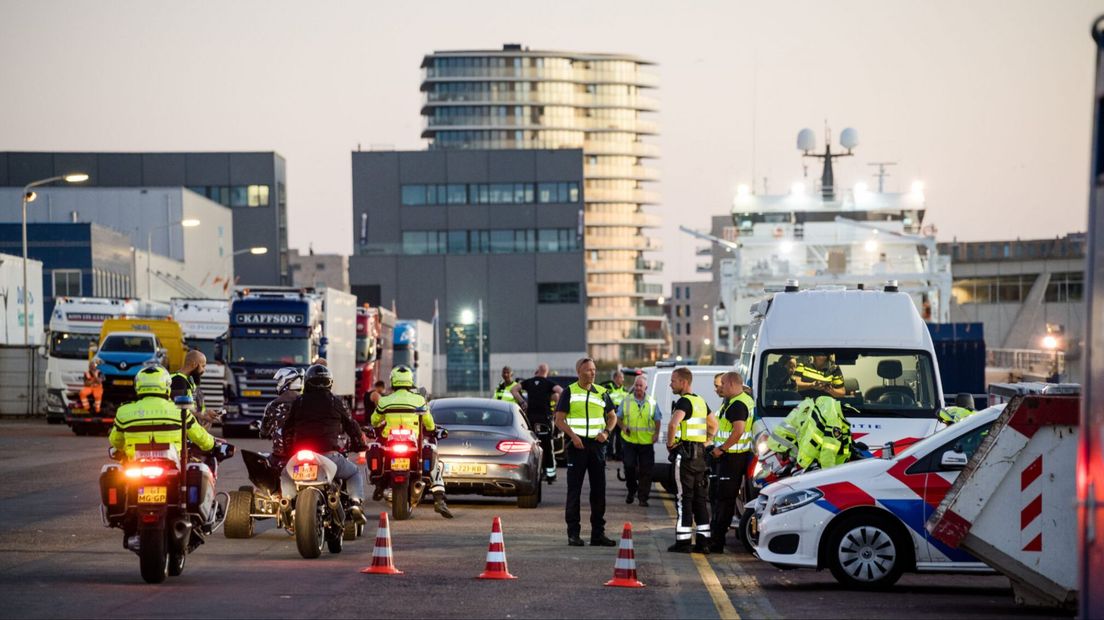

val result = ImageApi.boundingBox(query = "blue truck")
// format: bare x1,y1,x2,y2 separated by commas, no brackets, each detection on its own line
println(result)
218,287,356,437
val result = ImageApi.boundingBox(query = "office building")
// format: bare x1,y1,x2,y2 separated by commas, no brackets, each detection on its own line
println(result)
349,149,586,392
289,248,350,292
666,280,718,362
0,151,287,285
420,45,663,363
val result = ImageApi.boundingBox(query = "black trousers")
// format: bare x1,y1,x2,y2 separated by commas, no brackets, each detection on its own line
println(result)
710,452,748,544
608,426,624,460
673,442,710,544
565,440,606,539
532,418,556,473
622,441,655,500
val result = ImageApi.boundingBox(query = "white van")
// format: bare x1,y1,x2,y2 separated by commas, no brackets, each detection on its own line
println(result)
739,285,944,450
642,365,734,443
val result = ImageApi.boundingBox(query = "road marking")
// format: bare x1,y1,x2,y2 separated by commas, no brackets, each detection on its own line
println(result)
662,496,740,620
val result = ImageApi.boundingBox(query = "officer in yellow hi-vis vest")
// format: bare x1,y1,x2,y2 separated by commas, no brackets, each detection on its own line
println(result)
110,365,217,460
617,374,662,507
665,367,718,553
708,371,754,552
554,357,617,547
493,366,519,403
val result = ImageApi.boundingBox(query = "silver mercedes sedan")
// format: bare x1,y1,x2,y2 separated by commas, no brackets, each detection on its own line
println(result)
431,397,543,508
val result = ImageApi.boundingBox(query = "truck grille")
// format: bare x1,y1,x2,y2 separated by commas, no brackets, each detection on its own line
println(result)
235,377,277,418
199,376,225,409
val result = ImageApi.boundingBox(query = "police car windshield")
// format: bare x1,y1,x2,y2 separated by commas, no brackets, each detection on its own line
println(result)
101,335,155,353
49,332,98,359
430,407,513,427
230,337,310,365
758,350,939,419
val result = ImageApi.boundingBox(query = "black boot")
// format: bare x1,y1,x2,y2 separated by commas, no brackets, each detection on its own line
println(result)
668,541,692,553
433,492,453,519
693,539,712,554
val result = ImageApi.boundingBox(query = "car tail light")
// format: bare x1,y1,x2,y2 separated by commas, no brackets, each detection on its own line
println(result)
296,449,315,462
497,440,531,453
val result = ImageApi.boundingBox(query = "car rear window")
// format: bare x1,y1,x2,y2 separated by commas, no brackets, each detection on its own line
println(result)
431,407,512,426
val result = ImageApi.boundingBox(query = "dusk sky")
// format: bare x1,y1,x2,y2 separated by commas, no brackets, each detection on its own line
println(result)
2,0,1099,284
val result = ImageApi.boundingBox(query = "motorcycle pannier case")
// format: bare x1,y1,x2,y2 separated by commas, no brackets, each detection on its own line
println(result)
99,464,127,519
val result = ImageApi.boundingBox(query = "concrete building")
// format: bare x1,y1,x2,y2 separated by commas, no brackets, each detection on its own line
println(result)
420,45,663,363
0,151,287,285
349,149,587,392
288,248,349,292
940,234,1086,379
666,279,718,362
0,187,234,303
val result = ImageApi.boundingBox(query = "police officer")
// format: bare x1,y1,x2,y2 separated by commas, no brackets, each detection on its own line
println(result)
617,374,661,506
171,349,214,427
512,363,564,483
282,364,368,523
493,366,519,404
709,371,753,552
372,366,453,519
940,393,977,425
666,367,717,553
604,370,628,461
555,357,617,547
794,354,845,397
110,365,220,461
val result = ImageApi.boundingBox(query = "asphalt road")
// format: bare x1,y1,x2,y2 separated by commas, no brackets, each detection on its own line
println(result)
0,420,1072,619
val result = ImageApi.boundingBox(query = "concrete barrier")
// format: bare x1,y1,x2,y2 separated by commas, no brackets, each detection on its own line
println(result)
0,346,46,416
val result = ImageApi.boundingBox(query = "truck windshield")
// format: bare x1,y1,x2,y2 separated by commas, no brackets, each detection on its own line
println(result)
186,339,218,360
101,335,155,353
49,332,99,360
758,350,938,419
229,337,311,366
356,335,374,364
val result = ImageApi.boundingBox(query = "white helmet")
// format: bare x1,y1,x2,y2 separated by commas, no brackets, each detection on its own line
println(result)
274,367,304,395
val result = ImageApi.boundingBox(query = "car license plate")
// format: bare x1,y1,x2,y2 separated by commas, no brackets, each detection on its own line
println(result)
391,458,410,471
242,390,262,397
137,486,167,503
446,463,488,475
291,464,317,480
114,379,134,386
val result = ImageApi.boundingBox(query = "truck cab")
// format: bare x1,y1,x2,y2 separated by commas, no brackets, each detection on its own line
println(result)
354,306,394,423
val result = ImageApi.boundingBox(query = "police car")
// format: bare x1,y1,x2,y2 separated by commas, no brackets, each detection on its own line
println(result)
753,404,1000,588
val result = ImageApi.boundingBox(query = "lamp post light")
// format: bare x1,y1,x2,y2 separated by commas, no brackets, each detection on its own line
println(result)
21,173,89,346
147,218,200,298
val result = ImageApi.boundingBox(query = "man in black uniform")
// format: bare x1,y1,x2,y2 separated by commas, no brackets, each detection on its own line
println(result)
170,349,216,428
709,371,751,552
282,364,368,522
666,367,718,553
512,363,564,483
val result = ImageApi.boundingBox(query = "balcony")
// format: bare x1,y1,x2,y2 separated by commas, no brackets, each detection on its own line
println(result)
583,141,660,158
584,164,660,181
588,304,665,320
423,92,658,112
584,212,662,228
584,235,662,252
585,257,664,274
584,188,661,204
422,66,660,88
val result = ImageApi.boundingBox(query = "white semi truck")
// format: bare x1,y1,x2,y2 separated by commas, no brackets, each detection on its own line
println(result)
170,298,230,413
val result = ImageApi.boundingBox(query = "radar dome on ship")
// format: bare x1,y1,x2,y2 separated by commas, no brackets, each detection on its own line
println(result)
840,127,859,151
797,128,816,152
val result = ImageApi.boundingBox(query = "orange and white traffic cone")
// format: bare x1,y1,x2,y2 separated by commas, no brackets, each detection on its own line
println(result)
360,512,403,575
477,516,517,579
605,522,645,588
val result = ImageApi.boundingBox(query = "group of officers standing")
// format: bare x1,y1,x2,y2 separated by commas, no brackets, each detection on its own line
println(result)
494,360,754,553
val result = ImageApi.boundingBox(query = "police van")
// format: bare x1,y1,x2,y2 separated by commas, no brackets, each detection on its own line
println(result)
739,282,945,453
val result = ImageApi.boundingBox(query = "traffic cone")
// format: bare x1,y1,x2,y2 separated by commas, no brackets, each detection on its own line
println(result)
477,516,517,579
360,512,403,575
605,522,645,588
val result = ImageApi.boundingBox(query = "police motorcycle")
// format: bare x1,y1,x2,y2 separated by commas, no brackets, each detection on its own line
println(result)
99,395,235,584
367,422,447,521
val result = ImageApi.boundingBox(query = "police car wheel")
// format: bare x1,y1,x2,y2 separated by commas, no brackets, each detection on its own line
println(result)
825,514,907,589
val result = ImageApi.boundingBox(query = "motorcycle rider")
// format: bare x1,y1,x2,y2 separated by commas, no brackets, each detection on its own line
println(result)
281,364,368,524
371,365,453,519
260,367,303,466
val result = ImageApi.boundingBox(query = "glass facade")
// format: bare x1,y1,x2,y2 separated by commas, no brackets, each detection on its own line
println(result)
446,321,488,392
187,184,270,207
400,182,579,206
422,48,662,362
401,228,579,255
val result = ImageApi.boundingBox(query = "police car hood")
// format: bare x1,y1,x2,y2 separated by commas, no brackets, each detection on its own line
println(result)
764,458,890,496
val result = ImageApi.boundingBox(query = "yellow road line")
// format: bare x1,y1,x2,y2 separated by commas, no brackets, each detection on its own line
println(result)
662,497,740,620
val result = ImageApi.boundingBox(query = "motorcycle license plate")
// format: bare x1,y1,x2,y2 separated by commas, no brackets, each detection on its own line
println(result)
242,390,262,397
445,463,487,475
137,486,167,503
390,458,410,471
291,464,318,480
114,379,134,386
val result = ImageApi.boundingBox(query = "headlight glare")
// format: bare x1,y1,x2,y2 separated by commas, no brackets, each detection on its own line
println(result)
770,488,823,515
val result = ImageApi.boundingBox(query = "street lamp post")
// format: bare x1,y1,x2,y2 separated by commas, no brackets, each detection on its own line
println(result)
21,174,89,346
146,219,200,298
477,299,484,395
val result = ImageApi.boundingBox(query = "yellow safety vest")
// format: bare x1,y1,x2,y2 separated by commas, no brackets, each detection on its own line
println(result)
715,392,755,453
795,363,844,390
372,389,435,438
608,386,627,408
494,381,518,403
564,382,609,439
675,393,708,443
622,397,657,445
109,395,215,460
939,406,974,425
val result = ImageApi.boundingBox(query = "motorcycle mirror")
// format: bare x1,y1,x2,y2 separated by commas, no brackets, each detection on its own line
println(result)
438,428,448,440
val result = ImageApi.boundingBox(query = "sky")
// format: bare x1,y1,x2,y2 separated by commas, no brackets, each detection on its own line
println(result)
1,0,1100,284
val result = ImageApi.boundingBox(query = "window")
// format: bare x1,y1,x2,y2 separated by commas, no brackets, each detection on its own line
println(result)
538,282,580,304
400,228,575,255
908,421,996,473
230,186,248,207
247,184,270,207
52,269,81,297
401,185,427,206
401,231,445,255
537,182,580,204
447,230,469,254
1044,272,1084,303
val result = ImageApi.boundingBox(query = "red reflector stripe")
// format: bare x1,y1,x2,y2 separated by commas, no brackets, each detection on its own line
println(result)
108,488,118,504
1020,455,1043,491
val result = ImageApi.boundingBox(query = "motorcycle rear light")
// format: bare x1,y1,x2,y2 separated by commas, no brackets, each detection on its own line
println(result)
296,449,315,462
497,440,531,453
125,466,165,479
141,513,161,524
389,443,412,455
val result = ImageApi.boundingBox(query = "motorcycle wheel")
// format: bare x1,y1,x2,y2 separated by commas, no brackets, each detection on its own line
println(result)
138,527,169,584
294,488,324,559
168,548,186,577
392,480,411,521
224,490,255,539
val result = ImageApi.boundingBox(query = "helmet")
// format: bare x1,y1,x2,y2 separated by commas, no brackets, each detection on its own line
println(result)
303,364,333,392
135,365,172,397
274,367,304,395
954,392,975,410
391,365,414,388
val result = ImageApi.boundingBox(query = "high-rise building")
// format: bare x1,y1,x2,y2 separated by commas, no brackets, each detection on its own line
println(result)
419,44,663,363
